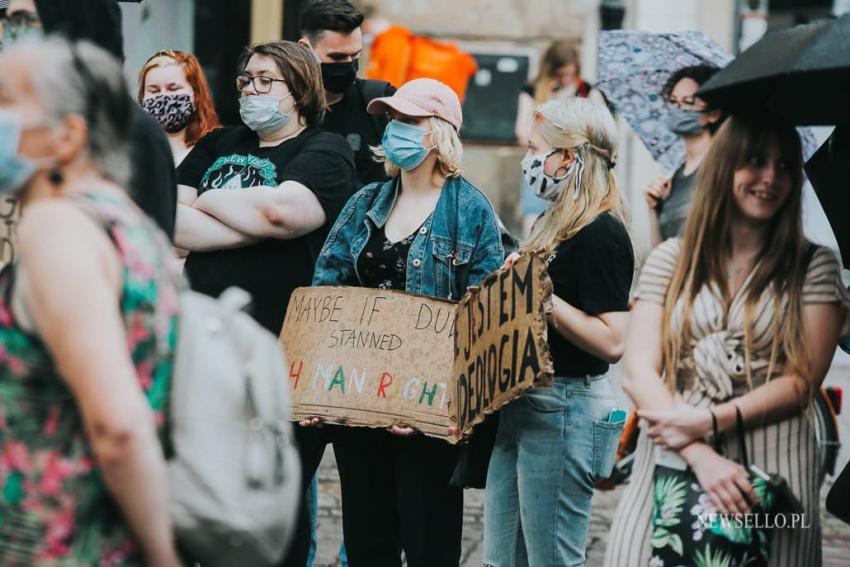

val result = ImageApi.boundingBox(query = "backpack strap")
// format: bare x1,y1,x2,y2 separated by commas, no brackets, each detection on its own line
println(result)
358,79,394,138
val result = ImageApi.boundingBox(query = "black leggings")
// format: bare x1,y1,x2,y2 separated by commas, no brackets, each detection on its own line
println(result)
333,428,463,567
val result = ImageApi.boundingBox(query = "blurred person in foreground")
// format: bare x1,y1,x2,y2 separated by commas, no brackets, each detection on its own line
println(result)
138,49,220,167
3,0,178,239
0,37,182,566
606,113,850,566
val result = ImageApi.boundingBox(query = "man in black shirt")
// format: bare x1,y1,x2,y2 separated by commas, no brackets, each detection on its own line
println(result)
298,0,395,186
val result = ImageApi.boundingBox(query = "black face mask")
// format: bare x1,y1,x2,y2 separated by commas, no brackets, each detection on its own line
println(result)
321,60,359,94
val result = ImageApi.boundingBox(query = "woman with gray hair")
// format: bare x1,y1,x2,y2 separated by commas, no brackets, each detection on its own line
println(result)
0,38,182,566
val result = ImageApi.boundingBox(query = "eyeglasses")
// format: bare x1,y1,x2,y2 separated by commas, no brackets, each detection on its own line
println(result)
236,74,287,94
664,95,707,110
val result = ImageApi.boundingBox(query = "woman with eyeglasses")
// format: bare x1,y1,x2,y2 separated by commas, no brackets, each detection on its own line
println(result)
138,50,220,167
483,97,634,567
645,64,722,248
175,40,357,335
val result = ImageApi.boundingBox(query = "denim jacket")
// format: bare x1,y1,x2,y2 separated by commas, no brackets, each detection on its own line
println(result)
313,175,504,300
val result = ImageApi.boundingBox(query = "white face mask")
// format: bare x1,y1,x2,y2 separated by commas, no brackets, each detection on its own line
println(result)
239,93,292,135
521,149,585,202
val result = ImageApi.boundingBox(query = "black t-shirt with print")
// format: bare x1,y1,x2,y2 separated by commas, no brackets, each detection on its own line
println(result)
547,213,634,377
322,78,396,187
178,125,356,333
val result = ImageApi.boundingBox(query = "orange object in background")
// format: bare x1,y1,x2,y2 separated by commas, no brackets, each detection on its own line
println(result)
366,25,478,103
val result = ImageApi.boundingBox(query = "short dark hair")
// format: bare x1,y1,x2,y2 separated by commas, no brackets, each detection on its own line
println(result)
299,0,364,43
661,64,720,101
662,63,724,133
238,41,328,127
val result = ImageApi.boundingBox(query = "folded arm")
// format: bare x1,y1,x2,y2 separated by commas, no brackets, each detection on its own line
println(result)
193,181,326,240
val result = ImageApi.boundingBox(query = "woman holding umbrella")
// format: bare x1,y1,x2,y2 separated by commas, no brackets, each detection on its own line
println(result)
644,64,722,247
605,112,850,566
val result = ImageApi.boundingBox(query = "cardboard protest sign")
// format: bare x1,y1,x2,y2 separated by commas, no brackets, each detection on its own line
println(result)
280,255,553,442
449,254,553,441
280,288,457,437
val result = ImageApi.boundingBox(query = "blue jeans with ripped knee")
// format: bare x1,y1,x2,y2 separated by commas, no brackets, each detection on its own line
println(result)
483,375,624,567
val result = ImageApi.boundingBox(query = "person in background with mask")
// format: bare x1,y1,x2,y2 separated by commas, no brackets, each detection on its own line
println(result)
485,97,633,567
4,0,180,241
299,0,395,187
0,37,182,566
515,41,600,238
644,64,722,247
312,78,504,567
138,50,220,167
176,43,355,567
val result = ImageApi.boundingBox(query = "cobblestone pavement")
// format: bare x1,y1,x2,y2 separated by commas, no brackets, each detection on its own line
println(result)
312,449,850,567
313,356,850,566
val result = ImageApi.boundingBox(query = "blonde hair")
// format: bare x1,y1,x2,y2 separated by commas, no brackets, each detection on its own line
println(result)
661,114,809,398
523,98,627,256
371,116,463,184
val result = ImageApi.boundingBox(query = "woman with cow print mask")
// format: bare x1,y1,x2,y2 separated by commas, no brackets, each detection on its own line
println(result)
483,96,634,567
138,50,220,166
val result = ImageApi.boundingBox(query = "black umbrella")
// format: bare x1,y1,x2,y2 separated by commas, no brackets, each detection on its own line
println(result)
697,14,850,126
805,126,850,268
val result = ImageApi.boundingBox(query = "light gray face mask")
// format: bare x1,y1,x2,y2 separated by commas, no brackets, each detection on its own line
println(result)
239,93,292,135
521,149,585,202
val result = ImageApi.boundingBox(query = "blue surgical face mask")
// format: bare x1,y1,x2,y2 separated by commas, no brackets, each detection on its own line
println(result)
0,111,37,196
382,120,433,171
239,93,292,135
665,107,705,136
1,12,44,50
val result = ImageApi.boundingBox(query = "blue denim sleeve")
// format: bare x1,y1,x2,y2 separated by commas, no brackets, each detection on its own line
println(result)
312,193,362,287
466,205,505,287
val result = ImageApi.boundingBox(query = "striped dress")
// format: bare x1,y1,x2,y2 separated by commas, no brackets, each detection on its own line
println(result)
605,238,850,567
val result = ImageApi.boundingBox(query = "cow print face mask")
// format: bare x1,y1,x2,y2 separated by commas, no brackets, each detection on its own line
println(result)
142,93,195,133
521,149,584,202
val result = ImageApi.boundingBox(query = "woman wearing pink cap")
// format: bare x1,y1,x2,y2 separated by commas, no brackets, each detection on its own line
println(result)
312,77,504,567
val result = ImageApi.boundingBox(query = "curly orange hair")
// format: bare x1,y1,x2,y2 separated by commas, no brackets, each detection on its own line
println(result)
137,50,220,146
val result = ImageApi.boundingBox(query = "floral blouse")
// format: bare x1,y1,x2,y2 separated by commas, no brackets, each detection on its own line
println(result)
0,191,182,566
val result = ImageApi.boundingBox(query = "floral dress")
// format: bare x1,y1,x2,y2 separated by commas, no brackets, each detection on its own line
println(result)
0,191,182,566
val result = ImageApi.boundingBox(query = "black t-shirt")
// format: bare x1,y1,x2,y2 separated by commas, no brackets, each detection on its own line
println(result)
129,104,177,240
322,78,396,187
178,125,356,333
546,213,634,377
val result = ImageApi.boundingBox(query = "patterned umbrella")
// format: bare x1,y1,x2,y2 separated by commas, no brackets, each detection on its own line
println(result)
597,30,818,172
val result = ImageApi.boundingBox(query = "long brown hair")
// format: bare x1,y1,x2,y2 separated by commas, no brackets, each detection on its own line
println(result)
523,97,627,257
533,40,586,104
137,50,220,146
661,114,808,395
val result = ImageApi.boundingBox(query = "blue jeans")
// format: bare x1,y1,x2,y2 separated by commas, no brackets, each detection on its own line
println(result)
483,376,624,567
306,474,348,567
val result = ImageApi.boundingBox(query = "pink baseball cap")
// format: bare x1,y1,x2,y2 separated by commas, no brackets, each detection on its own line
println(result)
367,78,463,131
